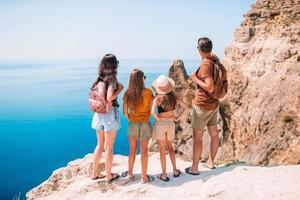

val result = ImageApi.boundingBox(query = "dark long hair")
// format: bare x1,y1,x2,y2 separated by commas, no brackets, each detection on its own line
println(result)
91,54,119,89
124,69,145,108
157,91,177,111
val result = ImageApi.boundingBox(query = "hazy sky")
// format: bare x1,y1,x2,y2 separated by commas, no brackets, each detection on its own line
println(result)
0,0,255,60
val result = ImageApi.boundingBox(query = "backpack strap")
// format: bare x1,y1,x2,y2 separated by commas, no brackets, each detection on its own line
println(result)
198,58,219,100
203,57,220,84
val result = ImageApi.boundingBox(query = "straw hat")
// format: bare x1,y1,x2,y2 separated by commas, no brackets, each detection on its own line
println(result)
152,74,175,95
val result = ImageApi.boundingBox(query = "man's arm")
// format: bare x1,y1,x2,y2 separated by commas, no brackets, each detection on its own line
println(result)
190,66,214,93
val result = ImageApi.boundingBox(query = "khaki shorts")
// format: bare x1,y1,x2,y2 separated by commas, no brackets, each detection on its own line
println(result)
128,122,152,140
191,105,219,132
153,118,175,141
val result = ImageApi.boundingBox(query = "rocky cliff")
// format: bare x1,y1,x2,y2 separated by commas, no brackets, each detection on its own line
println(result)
154,0,300,165
221,0,300,165
26,153,300,200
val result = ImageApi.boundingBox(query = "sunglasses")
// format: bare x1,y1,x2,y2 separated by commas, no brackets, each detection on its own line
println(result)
197,45,200,50
144,75,146,79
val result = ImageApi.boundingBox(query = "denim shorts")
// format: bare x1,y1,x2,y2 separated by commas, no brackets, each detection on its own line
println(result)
91,108,121,132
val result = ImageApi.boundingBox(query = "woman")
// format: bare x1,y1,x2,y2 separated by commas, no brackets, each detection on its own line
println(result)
122,69,155,184
151,74,187,182
90,54,123,183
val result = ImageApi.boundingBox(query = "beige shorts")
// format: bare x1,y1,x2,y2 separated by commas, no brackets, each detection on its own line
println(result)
191,105,219,132
128,122,152,140
153,118,175,141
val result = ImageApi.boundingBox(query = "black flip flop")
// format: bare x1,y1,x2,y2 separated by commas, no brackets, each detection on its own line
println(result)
157,173,170,182
91,174,106,180
173,169,182,178
185,167,199,176
142,175,155,184
121,171,128,177
106,173,120,184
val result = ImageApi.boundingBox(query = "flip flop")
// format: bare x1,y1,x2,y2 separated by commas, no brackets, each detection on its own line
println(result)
185,167,200,176
157,173,170,182
121,170,134,180
206,164,216,169
141,175,155,184
173,169,182,178
206,159,216,169
121,171,128,177
91,173,106,180
106,173,120,184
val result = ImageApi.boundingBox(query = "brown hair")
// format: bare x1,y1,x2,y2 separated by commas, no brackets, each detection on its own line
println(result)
197,37,213,53
157,91,177,111
124,69,145,108
91,53,119,89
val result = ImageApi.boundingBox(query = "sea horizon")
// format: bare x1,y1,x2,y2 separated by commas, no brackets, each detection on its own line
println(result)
0,59,199,199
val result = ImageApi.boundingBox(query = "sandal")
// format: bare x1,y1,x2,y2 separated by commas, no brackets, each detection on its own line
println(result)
157,173,170,182
121,170,134,180
91,173,106,180
206,160,216,169
185,167,199,176
206,164,216,169
106,173,120,184
121,171,129,177
173,169,182,178
141,175,155,184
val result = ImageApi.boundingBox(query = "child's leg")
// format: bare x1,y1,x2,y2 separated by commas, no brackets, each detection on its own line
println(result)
128,136,138,176
140,138,149,181
158,140,168,178
105,130,117,181
166,121,177,173
166,141,177,173
92,130,105,178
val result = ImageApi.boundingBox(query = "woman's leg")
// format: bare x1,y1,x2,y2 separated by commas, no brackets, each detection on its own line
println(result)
166,141,177,173
92,130,105,178
158,140,168,179
140,138,149,182
128,136,138,176
105,130,117,181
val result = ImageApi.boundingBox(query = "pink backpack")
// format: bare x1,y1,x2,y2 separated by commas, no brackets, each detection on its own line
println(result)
89,81,112,113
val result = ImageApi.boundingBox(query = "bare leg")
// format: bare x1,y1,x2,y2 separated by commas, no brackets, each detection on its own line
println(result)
140,138,149,182
191,129,203,173
207,125,219,168
105,130,117,181
92,130,105,178
166,141,177,173
158,140,168,179
128,136,138,177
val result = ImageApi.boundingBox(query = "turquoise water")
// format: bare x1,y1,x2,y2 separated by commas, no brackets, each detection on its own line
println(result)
0,59,198,199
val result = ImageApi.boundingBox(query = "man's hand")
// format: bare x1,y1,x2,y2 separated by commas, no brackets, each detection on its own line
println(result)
190,72,198,82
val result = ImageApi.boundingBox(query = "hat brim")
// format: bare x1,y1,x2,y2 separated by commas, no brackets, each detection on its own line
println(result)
152,77,175,95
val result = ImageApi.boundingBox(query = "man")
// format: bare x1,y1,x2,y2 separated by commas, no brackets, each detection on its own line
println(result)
185,37,220,175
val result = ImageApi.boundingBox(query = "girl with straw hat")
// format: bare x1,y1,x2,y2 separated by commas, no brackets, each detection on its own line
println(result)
151,74,188,182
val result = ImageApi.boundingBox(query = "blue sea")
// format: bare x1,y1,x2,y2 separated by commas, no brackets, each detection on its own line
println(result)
0,59,198,200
